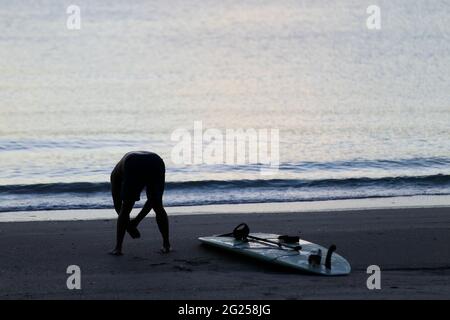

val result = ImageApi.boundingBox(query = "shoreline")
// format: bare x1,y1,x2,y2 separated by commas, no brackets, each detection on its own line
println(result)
1,194,449,223
0,206,449,299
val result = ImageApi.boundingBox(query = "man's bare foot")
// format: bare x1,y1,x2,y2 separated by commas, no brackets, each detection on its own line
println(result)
108,249,123,256
160,244,171,254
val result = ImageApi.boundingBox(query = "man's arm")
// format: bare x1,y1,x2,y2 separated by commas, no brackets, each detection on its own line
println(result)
132,200,153,226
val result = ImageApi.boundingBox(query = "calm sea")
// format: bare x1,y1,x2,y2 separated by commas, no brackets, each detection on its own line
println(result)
1,0,449,212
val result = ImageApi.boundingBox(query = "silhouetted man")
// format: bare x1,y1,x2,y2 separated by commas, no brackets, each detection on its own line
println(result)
109,151,170,256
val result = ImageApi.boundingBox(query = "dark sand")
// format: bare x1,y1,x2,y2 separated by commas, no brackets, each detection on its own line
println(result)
0,207,449,299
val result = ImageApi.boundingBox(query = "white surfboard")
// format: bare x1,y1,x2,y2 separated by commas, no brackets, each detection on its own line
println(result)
199,232,351,276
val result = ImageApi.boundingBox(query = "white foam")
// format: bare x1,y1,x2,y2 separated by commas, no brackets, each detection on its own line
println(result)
1,195,449,223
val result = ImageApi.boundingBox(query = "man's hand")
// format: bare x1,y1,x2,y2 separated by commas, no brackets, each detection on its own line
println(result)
127,220,141,239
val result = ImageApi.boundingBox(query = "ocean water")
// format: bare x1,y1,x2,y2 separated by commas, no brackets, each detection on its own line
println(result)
0,0,449,212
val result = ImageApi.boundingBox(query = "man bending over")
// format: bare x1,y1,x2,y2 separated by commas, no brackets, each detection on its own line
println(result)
110,151,170,255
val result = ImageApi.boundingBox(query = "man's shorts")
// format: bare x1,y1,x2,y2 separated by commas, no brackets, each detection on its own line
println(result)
120,153,165,204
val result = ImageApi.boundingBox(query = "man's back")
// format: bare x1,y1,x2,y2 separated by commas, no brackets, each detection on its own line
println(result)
112,151,164,182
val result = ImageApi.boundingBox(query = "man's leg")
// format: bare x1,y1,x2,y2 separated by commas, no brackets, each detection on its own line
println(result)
153,201,170,253
110,200,135,256
146,161,169,252
112,200,141,239
130,196,170,250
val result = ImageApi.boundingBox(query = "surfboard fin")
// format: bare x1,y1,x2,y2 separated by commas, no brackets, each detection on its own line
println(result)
325,245,337,269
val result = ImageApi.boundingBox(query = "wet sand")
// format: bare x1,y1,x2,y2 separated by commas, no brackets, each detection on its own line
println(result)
0,207,449,299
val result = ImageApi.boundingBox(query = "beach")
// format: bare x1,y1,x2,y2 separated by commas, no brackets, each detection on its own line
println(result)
1,205,449,299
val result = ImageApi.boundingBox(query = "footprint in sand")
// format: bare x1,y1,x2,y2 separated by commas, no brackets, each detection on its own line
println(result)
174,265,193,272
174,258,210,266
149,262,167,267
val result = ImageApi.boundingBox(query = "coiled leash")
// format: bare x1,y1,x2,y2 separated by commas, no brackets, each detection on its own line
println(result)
232,223,250,241
220,223,302,252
